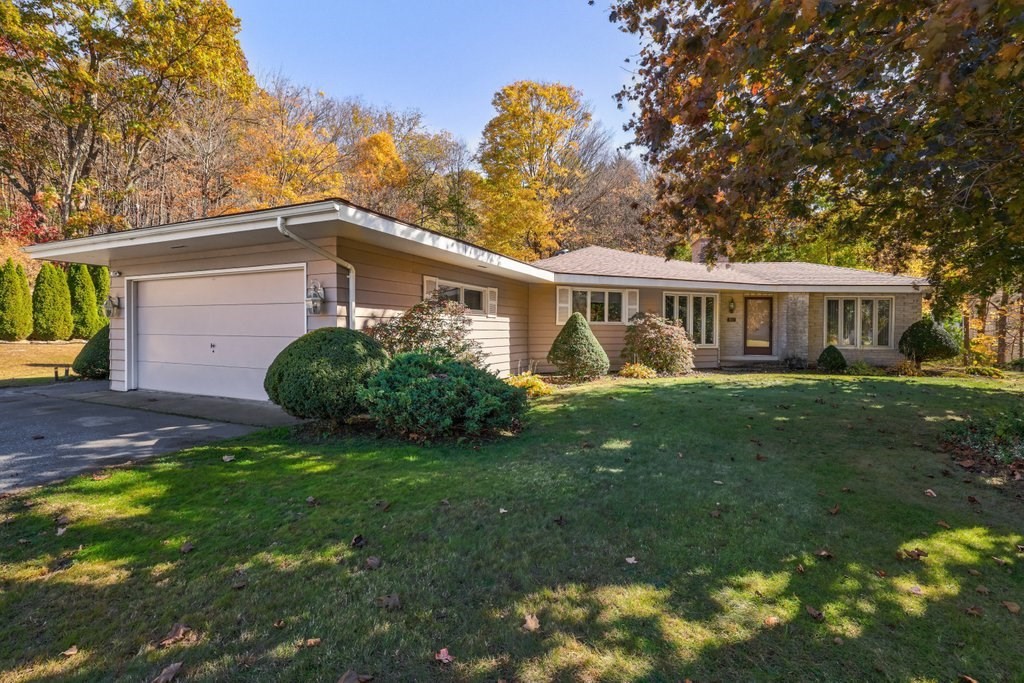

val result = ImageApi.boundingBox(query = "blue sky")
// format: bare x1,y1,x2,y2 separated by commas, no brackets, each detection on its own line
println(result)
229,0,642,149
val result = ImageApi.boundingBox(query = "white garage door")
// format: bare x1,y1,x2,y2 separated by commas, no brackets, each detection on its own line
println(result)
134,268,305,401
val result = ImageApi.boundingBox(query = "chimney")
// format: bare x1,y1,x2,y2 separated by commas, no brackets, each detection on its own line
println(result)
690,236,729,264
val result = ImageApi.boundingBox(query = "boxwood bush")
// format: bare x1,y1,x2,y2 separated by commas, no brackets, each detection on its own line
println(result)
621,312,695,375
359,352,527,440
72,324,110,379
264,327,389,420
547,312,609,380
817,344,848,373
899,317,960,368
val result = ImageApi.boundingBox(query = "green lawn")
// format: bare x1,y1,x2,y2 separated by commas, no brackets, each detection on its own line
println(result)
0,342,84,388
2,374,1023,682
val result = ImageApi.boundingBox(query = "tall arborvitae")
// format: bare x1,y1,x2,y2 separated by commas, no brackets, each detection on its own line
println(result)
68,263,100,339
0,259,33,341
31,263,73,341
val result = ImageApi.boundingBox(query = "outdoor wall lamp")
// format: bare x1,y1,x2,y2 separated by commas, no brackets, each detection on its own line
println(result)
728,297,736,314
103,295,121,318
305,280,325,315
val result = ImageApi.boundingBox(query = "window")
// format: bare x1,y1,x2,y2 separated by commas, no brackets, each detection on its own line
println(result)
664,292,717,346
825,297,893,348
425,276,497,317
570,289,625,323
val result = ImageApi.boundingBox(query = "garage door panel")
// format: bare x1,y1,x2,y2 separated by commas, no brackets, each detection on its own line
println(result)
134,268,304,400
136,333,296,369
137,271,303,307
135,303,303,337
137,362,270,402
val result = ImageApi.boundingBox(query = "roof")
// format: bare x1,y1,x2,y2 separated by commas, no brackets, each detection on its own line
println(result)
534,246,928,291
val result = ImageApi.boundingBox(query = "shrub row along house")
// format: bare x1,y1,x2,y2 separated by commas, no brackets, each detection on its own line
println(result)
26,199,928,401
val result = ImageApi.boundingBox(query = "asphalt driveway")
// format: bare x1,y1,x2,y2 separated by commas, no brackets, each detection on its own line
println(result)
0,383,256,493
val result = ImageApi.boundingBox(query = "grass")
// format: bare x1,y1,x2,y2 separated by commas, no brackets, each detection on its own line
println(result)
2,373,1023,682
0,342,84,387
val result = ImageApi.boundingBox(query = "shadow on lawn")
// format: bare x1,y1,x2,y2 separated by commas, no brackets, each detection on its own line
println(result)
2,377,1023,682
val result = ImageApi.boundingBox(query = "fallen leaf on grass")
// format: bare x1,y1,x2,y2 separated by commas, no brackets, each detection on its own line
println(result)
815,549,834,560
1001,601,1020,615
222,455,235,463
179,541,194,554
993,556,1010,566
908,585,924,596
763,615,782,627
805,605,824,621
350,535,366,548
976,585,991,596
904,548,929,561
306,496,320,507
374,500,391,512
959,676,979,683
56,527,66,536
298,638,321,648
158,623,192,648
713,480,724,485
552,515,567,527
91,471,111,481
796,564,805,575
151,662,183,683
968,569,982,576
434,648,454,664
967,496,980,504
499,508,508,514
231,570,248,590
625,556,638,565
337,671,374,683
965,606,984,617
956,459,975,469
273,619,285,628
364,556,382,570
827,504,840,516
55,514,70,526
924,489,937,497
1016,544,1024,553
755,453,767,461
841,487,853,493
709,509,721,518
874,569,888,578
523,613,540,632
61,645,78,657
937,520,951,529
376,593,401,610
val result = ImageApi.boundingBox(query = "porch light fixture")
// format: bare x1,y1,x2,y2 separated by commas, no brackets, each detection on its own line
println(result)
305,280,325,315
103,295,121,318
728,297,736,314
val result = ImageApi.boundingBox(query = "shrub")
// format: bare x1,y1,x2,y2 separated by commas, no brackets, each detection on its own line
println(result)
1008,358,1024,371
360,352,527,440
72,324,110,379
505,371,555,397
619,362,657,379
847,359,886,376
367,291,484,366
620,312,695,375
784,355,808,371
891,360,923,377
67,263,101,339
89,265,110,322
547,312,609,380
817,345,847,373
0,258,32,341
264,327,389,420
31,263,73,341
899,318,960,368
945,408,1024,464
965,365,1004,378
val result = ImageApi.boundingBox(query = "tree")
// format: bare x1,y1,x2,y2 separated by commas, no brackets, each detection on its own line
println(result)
0,0,251,230
31,262,72,340
610,0,1024,310
67,263,100,339
0,257,32,340
88,265,110,322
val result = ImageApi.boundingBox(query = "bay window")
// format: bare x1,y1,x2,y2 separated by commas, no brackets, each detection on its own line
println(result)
826,297,892,348
664,292,717,346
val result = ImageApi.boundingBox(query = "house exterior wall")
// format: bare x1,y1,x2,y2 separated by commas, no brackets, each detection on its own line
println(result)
108,235,530,392
807,292,923,366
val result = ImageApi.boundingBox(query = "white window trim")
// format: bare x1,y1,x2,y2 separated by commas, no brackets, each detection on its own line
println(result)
663,291,720,348
424,276,497,318
824,296,895,349
567,288,629,325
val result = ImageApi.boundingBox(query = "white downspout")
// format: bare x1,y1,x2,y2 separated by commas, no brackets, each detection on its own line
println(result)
277,216,356,329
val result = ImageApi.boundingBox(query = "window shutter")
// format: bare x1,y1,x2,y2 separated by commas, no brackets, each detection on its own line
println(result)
423,275,439,299
626,289,640,322
556,287,571,325
486,288,498,318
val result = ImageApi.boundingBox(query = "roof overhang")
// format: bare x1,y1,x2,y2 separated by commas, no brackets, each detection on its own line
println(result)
550,273,929,293
24,200,555,284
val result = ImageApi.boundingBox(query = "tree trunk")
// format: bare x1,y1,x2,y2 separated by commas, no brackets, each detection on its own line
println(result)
996,291,1009,364
962,310,971,366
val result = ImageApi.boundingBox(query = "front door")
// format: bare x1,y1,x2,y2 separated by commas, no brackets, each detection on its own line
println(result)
744,297,773,355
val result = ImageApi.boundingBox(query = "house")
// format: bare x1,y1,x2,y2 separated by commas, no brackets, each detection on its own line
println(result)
26,199,928,401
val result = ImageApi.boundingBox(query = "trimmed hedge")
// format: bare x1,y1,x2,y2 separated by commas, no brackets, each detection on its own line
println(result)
359,352,527,440
621,312,695,375
31,263,73,341
0,258,32,341
88,264,110,322
899,318,960,368
68,263,101,339
547,312,609,380
72,324,110,379
264,327,389,420
817,344,848,373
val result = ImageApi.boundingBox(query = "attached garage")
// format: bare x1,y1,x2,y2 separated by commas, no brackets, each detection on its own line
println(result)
129,266,306,401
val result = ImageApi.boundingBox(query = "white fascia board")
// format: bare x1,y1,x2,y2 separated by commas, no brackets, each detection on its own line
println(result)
551,273,927,293
335,204,553,283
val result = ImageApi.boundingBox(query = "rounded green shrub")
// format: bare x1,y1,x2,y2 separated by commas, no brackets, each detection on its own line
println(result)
0,259,33,341
68,263,101,339
264,327,389,420
547,312,609,380
72,324,110,379
899,317,960,368
31,263,73,341
359,352,527,440
817,344,848,373
621,312,695,375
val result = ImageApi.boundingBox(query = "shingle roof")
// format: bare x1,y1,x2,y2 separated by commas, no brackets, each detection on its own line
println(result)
532,246,927,288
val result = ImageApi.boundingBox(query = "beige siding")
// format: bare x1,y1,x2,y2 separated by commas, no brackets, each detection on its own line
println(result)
807,292,922,366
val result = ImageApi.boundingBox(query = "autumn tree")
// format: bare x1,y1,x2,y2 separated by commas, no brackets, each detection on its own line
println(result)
610,0,1024,310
